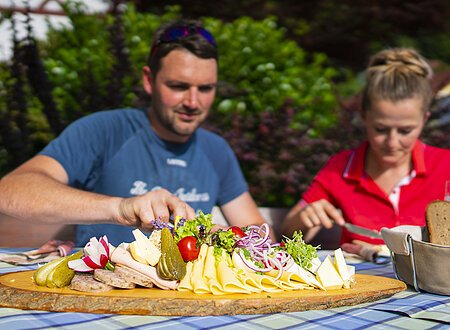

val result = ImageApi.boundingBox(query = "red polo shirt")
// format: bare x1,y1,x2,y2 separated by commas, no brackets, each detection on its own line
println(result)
301,141,450,245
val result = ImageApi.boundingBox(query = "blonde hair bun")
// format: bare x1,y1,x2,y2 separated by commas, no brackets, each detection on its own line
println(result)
367,48,433,80
362,47,434,113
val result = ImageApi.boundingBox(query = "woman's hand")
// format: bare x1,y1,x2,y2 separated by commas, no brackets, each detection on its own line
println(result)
115,188,195,231
341,240,390,263
298,199,345,230
281,199,345,241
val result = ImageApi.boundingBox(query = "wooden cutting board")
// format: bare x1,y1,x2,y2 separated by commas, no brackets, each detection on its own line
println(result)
0,271,406,316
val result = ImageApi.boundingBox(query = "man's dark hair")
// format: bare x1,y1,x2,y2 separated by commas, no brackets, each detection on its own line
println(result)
146,19,218,76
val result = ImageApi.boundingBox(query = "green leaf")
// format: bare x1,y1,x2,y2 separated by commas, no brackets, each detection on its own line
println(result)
283,231,318,269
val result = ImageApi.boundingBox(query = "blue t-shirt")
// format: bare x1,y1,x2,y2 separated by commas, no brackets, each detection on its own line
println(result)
40,108,248,246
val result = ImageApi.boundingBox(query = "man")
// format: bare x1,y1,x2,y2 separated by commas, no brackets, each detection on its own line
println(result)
0,19,268,246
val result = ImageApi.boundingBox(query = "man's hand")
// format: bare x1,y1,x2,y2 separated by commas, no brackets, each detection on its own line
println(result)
116,189,195,230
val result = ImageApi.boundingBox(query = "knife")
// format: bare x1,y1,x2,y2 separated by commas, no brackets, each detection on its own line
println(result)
343,223,382,239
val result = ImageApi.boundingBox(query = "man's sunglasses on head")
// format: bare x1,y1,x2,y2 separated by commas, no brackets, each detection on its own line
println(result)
156,25,217,47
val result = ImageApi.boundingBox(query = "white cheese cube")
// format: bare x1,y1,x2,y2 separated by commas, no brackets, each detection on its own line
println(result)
286,262,325,290
347,265,355,277
333,248,352,288
308,256,321,273
132,229,161,266
316,255,344,290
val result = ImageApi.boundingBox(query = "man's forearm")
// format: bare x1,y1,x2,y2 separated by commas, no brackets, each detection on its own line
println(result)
0,172,122,225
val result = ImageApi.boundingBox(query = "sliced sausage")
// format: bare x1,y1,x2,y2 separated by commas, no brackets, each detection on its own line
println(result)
69,273,113,292
114,264,154,288
94,269,135,289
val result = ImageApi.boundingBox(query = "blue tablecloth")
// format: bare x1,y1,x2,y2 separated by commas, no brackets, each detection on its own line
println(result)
1,248,449,330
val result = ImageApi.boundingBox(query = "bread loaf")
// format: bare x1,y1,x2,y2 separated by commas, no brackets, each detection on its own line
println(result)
426,200,450,246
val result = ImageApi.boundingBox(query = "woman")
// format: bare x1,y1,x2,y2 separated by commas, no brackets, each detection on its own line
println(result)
281,48,450,246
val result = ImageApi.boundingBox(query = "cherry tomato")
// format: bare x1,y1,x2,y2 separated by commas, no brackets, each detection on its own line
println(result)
280,241,286,248
177,236,200,261
229,226,246,238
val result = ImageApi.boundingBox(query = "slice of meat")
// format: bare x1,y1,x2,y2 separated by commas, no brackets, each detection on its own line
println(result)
114,264,154,288
94,269,135,289
69,273,113,292
110,246,177,290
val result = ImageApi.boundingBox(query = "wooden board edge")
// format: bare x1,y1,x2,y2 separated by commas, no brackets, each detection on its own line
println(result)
0,272,407,316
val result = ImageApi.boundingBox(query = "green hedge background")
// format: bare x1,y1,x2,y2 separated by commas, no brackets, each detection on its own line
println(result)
1,1,449,207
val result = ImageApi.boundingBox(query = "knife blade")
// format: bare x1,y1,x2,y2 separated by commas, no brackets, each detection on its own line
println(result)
343,223,382,239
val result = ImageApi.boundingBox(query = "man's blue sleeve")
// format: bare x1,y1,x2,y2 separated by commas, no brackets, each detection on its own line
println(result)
39,112,113,188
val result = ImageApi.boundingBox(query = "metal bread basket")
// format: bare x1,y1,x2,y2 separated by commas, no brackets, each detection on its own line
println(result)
381,225,450,296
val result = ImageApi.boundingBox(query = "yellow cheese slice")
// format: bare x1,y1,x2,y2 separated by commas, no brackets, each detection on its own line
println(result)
203,246,218,281
204,246,226,295
191,244,210,294
217,250,251,294
177,261,194,291
245,272,284,292
267,270,311,290
233,269,262,293
208,278,227,295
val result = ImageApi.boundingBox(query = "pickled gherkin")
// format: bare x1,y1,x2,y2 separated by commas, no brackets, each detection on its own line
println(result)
157,228,186,280
33,256,67,286
46,250,83,288
33,250,83,288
